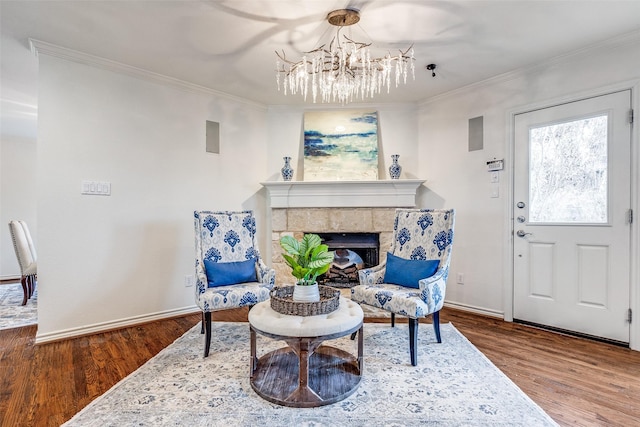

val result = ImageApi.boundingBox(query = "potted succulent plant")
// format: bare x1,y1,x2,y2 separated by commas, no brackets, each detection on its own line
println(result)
279,233,334,302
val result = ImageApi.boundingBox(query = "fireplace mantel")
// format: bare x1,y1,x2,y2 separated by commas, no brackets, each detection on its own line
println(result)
260,179,425,208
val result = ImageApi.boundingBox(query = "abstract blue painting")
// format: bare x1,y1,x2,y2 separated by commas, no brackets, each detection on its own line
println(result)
303,110,379,181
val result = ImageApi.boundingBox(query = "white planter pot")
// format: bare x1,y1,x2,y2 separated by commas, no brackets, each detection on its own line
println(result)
292,282,320,302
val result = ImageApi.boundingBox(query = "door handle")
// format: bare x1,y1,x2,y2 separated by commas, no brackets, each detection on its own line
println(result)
516,230,532,238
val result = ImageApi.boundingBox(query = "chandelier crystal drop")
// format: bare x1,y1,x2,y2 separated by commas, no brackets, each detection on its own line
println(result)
275,9,415,104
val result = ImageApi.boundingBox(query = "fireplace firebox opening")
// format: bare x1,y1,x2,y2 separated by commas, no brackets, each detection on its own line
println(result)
313,232,380,287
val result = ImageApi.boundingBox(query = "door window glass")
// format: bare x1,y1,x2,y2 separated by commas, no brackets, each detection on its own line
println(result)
529,115,608,223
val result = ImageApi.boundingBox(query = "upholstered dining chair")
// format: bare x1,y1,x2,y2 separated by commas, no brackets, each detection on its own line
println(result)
8,220,37,305
194,210,275,357
18,220,37,303
18,220,37,263
351,208,455,366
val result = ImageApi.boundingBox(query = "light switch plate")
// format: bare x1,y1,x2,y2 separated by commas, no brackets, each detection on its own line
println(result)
82,180,111,196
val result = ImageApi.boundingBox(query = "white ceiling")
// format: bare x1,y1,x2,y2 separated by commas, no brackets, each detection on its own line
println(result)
2,0,640,139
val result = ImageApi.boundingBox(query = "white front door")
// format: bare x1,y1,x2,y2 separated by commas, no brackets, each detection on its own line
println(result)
513,90,632,343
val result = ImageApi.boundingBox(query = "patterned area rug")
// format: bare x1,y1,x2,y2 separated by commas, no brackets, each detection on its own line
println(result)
64,322,557,426
0,283,37,330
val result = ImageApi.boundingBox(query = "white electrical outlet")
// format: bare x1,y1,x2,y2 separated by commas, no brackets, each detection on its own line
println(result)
456,273,464,284
184,275,195,287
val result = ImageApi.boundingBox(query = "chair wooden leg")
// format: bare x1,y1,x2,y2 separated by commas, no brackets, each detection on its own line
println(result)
433,310,442,343
409,317,418,366
28,275,35,298
391,312,395,327
20,276,28,306
200,312,205,334
204,311,212,357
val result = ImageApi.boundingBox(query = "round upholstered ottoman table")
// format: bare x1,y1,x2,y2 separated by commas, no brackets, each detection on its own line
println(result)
248,297,364,407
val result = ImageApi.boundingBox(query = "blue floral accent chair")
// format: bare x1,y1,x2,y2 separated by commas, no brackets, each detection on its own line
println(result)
351,208,455,366
194,210,275,357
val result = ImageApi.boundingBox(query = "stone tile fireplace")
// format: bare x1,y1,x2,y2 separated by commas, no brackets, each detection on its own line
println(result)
262,180,425,285
271,207,396,284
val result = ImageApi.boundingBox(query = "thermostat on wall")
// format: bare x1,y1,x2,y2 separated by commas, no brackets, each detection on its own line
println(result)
486,159,504,171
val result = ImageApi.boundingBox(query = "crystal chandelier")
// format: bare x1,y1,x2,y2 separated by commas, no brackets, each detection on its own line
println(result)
275,8,415,104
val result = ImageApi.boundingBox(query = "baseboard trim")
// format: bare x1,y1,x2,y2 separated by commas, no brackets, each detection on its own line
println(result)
35,305,200,345
32,301,503,344
444,301,504,319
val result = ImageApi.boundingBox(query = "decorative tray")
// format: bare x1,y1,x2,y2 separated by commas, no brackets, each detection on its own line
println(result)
270,285,340,316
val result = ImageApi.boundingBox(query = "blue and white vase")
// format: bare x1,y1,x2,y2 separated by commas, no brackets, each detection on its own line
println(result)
281,156,294,181
389,154,402,179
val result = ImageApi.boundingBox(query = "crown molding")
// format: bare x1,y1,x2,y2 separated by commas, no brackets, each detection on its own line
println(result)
28,38,266,110
420,29,640,107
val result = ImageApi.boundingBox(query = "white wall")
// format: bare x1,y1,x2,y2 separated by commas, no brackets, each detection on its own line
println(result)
35,54,269,341
1,134,37,279
418,36,640,330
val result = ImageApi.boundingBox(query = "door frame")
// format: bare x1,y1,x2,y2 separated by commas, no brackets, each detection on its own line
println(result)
503,80,640,350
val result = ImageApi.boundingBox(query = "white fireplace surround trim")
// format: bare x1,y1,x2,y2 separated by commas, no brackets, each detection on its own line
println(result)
261,179,425,208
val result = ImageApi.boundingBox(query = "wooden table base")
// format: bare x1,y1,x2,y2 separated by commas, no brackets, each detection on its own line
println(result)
250,326,363,408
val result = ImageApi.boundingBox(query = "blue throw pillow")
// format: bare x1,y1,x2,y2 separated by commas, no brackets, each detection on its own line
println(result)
204,258,257,287
383,252,440,288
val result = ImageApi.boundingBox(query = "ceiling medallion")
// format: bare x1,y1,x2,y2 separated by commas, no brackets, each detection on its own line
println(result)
275,8,415,104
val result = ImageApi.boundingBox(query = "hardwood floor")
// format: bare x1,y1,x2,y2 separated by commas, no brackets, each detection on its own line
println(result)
1,307,639,427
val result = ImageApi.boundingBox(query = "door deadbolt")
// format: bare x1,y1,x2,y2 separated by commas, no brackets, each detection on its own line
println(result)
517,202,525,208
517,216,526,223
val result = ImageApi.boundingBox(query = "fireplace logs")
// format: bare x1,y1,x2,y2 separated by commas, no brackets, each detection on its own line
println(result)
326,249,364,283
315,233,380,288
